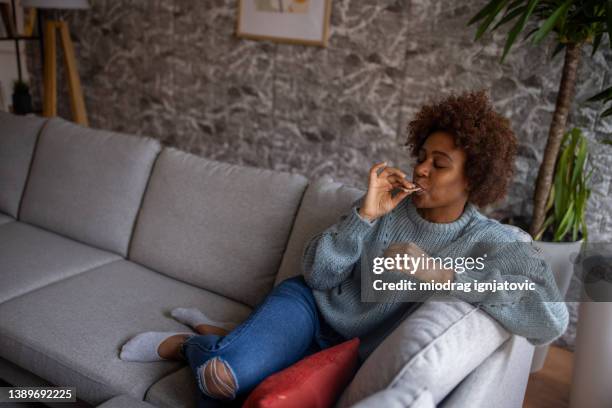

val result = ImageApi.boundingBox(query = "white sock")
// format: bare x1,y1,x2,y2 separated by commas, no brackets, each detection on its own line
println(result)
119,331,194,362
170,307,239,331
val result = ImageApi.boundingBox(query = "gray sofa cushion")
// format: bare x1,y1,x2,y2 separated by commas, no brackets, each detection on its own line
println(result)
97,395,157,408
129,147,309,307
144,367,198,408
0,221,120,303
19,117,161,256
347,383,436,408
336,295,511,408
0,259,252,406
274,175,364,286
0,356,94,406
0,213,15,226
0,112,47,218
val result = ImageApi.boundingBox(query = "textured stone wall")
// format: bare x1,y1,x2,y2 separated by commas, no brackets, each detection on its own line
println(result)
26,0,612,350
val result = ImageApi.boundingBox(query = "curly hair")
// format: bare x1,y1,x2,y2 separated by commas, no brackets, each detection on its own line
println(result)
404,89,518,207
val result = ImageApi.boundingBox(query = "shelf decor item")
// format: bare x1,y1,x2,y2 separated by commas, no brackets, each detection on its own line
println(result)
12,79,32,114
236,0,332,47
0,0,39,115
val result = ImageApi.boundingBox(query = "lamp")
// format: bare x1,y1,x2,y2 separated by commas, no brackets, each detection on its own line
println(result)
22,0,89,125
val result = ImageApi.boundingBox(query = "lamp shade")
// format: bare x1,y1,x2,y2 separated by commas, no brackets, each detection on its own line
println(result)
21,0,89,9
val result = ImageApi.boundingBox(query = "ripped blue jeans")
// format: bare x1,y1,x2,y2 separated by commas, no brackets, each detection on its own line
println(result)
179,275,346,406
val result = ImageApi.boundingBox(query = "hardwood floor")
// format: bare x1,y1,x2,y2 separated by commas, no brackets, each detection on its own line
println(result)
524,346,574,408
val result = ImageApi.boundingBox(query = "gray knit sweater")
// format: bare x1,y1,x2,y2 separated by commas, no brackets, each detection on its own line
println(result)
301,194,569,346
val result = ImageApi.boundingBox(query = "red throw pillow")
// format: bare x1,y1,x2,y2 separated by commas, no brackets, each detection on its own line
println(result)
242,337,361,408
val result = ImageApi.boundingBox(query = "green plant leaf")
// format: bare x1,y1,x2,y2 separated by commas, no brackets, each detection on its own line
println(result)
586,86,612,102
501,0,541,63
571,131,588,186
545,183,555,212
572,215,579,241
601,106,612,117
606,0,612,49
533,0,572,44
535,213,556,241
554,203,575,241
523,26,541,41
493,5,528,30
591,32,603,55
476,0,512,40
468,0,507,26
585,167,594,184
553,132,571,221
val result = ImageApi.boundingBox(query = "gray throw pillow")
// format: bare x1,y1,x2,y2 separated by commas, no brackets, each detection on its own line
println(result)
336,294,511,407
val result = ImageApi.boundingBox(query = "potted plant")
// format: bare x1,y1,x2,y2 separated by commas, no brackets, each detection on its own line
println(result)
467,0,609,372
529,127,591,371
466,0,610,237
12,79,32,115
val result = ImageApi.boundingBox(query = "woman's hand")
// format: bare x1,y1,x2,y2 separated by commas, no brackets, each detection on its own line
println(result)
383,242,454,284
359,161,421,221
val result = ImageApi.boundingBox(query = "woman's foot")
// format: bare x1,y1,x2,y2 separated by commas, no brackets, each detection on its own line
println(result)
158,333,192,359
170,307,238,336
119,331,193,362
194,324,230,336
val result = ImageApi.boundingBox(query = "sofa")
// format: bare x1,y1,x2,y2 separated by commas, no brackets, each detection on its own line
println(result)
0,111,536,408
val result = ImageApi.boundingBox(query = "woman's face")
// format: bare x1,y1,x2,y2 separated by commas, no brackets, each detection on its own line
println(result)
410,131,469,209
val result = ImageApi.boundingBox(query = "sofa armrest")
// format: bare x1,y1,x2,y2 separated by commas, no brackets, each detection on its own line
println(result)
336,295,511,407
439,335,535,408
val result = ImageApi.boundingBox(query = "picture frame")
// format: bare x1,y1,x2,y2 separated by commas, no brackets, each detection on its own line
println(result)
236,0,332,47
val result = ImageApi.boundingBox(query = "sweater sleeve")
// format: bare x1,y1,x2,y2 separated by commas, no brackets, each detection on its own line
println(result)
451,240,569,346
301,194,379,290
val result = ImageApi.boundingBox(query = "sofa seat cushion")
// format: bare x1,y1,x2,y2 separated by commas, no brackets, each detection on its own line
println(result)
129,147,309,307
0,221,121,303
0,112,47,218
274,175,364,286
19,117,161,256
0,260,253,406
97,395,157,408
335,295,511,408
0,212,15,226
144,367,199,408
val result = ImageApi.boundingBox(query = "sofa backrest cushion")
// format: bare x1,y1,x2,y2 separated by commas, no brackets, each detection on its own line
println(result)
274,175,365,286
129,147,309,307
0,112,47,217
19,117,161,256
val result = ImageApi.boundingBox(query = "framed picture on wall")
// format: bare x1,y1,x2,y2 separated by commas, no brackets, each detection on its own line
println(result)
236,0,332,47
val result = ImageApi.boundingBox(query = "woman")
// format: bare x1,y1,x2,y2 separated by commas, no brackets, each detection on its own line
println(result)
119,90,568,405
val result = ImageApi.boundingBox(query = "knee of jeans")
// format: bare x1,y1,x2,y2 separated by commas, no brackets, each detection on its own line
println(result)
197,357,238,400
282,276,315,299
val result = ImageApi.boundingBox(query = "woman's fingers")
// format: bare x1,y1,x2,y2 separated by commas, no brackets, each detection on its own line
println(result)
388,175,417,190
379,165,407,180
370,161,388,178
391,189,411,206
370,162,412,187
